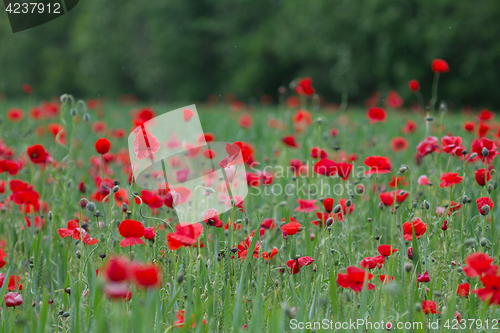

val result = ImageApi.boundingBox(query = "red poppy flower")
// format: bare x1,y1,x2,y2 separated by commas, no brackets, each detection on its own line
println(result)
463,252,497,278
0,249,6,269
408,80,420,92
313,158,337,176
385,90,403,109
476,197,494,216
103,256,131,282
57,219,80,238
439,172,463,188
262,248,278,260
441,136,464,155
239,113,253,128
237,236,260,259
379,192,394,206
95,138,111,155
258,171,273,185
0,275,22,291
22,83,33,94
282,135,300,148
27,144,51,164
366,107,387,124
72,228,99,245
323,198,334,213
6,108,24,122
174,310,207,328
286,256,314,274
431,59,449,73
118,219,145,247
261,218,276,229
380,275,395,284
132,108,155,127
418,175,431,186
203,209,222,228
388,176,407,188
473,274,500,306
463,121,475,133
457,282,470,297
144,227,155,240
471,138,498,164
417,271,430,283
417,136,439,156
134,130,160,160
131,263,161,288
391,137,408,152
219,141,251,168
402,120,417,134
364,156,391,174
294,199,319,213
334,198,354,222
378,245,398,257
167,223,203,251
360,255,385,269
448,201,462,216
422,300,440,314
475,169,492,186
183,108,194,122
246,173,260,187
337,267,375,293
478,123,490,138
0,159,20,175
479,109,494,121
310,147,328,159
295,77,315,96
281,220,301,236
203,149,216,159
4,292,23,307
402,217,427,241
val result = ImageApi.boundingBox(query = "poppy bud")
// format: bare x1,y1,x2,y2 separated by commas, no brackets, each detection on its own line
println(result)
458,266,463,273
76,250,81,259
464,238,476,247
378,202,384,209
469,153,478,160
407,247,413,259
83,113,91,122
316,118,323,124
367,218,373,222
412,202,418,209
48,299,53,305
462,149,468,155
326,217,334,226
398,165,408,174
481,204,491,215
70,108,77,116
414,302,422,312
482,147,489,157
441,220,448,231
424,200,430,210
405,263,413,273
462,195,468,204
62,312,70,318
346,200,352,207
244,217,250,225
64,288,71,295
177,273,184,284
48,211,53,221
113,186,119,193
95,210,101,217
122,203,128,211
204,187,215,194
86,202,96,212
60,94,68,102
333,205,342,213
480,238,487,247
327,227,332,231
425,116,433,122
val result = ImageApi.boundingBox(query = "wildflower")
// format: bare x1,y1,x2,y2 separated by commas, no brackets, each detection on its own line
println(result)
463,121,475,133
118,220,145,247
282,135,300,148
4,292,23,307
286,256,314,274
431,59,449,73
408,80,420,92
377,245,398,257
441,136,465,155
294,199,319,213
417,271,430,283
95,138,111,155
27,144,51,164
463,252,497,278
379,275,395,284
131,263,161,288
364,156,391,174
281,218,302,236
237,236,260,259
72,228,99,245
167,223,203,251
391,137,409,152
475,169,492,186
57,219,80,238
422,300,440,314
418,175,431,186
402,120,417,134
439,172,463,187
457,283,470,297
472,274,500,306
6,108,24,122
360,256,385,269
367,107,387,124
417,136,439,156
203,209,222,228
174,310,207,328
262,248,278,260
103,256,130,282
323,198,334,213
104,283,132,301
471,138,498,164
337,267,375,292
478,109,494,121
402,217,427,241
476,197,494,216
295,77,315,96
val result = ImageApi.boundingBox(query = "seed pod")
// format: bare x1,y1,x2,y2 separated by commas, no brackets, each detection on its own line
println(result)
86,202,96,212
464,238,476,247
462,195,468,204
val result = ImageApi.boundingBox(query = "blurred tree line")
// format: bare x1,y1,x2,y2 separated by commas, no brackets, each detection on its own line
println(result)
1,0,500,108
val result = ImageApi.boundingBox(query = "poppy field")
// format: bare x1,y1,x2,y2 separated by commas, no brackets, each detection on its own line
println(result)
2,59,500,332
